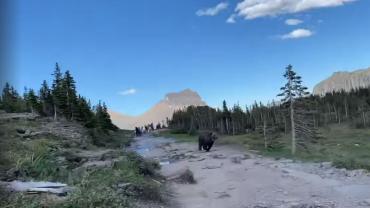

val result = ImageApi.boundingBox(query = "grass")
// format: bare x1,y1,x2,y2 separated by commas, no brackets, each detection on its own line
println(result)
156,129,197,143
61,152,163,208
0,118,166,208
161,124,370,171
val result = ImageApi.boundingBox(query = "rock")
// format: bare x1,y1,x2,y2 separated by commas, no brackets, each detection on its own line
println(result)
215,192,231,199
230,156,242,164
319,162,332,169
210,153,227,159
4,180,72,196
16,128,26,134
280,159,293,164
359,199,370,206
117,183,132,188
282,169,290,174
203,163,223,169
168,168,196,184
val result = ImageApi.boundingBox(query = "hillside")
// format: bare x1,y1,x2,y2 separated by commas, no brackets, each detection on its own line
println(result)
313,67,370,95
0,112,166,207
110,89,207,130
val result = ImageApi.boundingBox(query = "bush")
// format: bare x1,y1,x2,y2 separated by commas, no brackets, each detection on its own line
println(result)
14,140,68,181
123,151,160,177
333,158,370,170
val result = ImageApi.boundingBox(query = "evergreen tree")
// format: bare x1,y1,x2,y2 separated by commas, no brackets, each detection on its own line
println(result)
95,101,118,131
62,70,78,120
39,80,54,116
24,88,40,114
1,83,25,112
51,63,67,120
75,96,96,128
278,65,309,155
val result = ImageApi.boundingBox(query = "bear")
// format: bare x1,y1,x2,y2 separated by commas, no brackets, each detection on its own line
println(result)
198,132,218,152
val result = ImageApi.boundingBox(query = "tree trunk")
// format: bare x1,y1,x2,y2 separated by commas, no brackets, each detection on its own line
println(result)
53,104,57,121
290,99,296,155
263,117,267,149
363,111,366,127
284,116,287,135
344,99,349,119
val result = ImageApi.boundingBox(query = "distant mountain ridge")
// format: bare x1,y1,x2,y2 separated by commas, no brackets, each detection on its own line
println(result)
109,89,207,130
313,67,370,96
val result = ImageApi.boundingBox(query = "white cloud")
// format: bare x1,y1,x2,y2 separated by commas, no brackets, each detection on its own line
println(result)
285,18,303,25
281,29,313,39
196,2,229,16
236,0,354,20
226,14,237,23
118,88,137,96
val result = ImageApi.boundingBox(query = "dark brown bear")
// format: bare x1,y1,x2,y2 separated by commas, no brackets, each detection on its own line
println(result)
198,132,218,152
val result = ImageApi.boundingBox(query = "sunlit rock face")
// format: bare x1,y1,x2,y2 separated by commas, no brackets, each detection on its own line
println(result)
313,67,370,96
109,89,206,130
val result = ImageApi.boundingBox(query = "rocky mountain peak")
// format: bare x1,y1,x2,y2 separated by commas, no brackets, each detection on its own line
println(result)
109,89,206,130
313,67,370,96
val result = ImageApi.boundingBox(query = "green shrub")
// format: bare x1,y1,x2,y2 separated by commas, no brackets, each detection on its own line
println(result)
333,158,370,170
14,140,68,181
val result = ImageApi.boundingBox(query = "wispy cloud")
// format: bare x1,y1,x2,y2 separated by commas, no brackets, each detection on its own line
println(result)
118,88,137,96
196,2,229,16
226,14,237,23
285,18,303,26
281,29,313,39
236,0,354,20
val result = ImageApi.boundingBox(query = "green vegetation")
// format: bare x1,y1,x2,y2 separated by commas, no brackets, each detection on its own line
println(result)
157,129,197,143
167,65,370,170
0,63,117,133
0,117,165,208
160,124,370,171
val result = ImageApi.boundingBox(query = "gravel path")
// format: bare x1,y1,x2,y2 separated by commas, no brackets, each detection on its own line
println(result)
132,135,370,208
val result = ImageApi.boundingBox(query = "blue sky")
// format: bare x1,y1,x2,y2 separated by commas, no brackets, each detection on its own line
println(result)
11,0,370,115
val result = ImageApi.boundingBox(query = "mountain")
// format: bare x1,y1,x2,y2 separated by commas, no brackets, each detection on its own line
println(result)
313,67,370,96
109,89,207,130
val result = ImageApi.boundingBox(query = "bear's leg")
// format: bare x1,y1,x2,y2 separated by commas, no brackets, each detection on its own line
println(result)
199,142,202,151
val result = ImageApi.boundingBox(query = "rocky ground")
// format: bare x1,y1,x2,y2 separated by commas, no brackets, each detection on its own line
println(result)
132,135,370,208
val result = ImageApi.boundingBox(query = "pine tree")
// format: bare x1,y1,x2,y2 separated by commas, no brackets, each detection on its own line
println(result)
51,63,66,120
1,83,25,112
62,70,77,120
95,101,117,131
278,65,309,155
24,88,40,114
75,96,96,128
39,80,54,116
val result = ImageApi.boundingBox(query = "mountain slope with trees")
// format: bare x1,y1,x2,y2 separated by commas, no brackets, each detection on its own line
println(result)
0,63,117,132
168,65,370,159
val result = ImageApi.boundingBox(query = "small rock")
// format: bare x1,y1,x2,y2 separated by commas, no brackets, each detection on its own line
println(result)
215,192,231,199
231,156,242,164
319,162,332,169
117,183,131,188
203,163,223,169
16,128,26,134
282,169,290,174
210,153,227,159
359,199,370,206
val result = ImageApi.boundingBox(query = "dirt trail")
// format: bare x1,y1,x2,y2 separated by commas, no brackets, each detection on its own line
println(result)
132,136,370,208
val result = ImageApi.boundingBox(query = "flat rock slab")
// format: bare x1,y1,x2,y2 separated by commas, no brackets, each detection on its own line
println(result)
3,180,72,196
